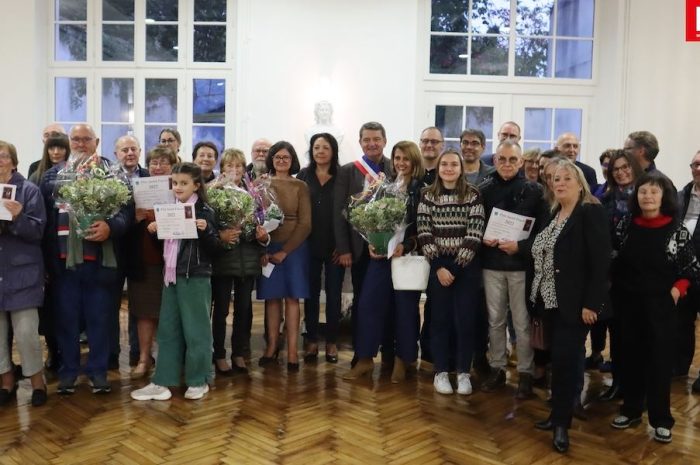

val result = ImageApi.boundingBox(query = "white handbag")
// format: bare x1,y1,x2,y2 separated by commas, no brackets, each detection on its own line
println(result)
391,255,430,291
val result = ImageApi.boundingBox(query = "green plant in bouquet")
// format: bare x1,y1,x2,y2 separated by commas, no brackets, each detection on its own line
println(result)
349,196,406,233
207,187,256,228
266,202,283,221
58,176,131,236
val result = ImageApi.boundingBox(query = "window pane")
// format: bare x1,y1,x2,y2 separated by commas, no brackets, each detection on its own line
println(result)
516,0,554,35
194,0,227,22
103,0,134,21
471,35,508,75
430,0,468,33
524,108,552,141
553,109,582,137
103,25,134,61
192,126,225,156
55,77,87,122
57,0,87,21
193,79,225,124
147,0,178,21
464,106,494,138
555,39,592,78
145,79,177,123
515,38,552,77
146,25,178,61
102,78,134,122
430,36,468,74
557,0,594,37
435,106,463,139
470,0,510,34
101,124,133,162
56,24,87,61
193,26,226,62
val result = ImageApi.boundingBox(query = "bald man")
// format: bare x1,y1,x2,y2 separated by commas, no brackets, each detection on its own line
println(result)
555,132,598,192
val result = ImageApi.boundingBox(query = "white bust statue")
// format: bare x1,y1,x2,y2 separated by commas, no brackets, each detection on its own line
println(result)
305,100,344,145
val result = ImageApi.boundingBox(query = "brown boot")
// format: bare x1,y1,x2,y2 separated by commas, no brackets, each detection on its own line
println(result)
391,357,406,384
343,358,374,380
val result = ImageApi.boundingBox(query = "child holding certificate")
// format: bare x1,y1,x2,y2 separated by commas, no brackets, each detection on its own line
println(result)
131,162,220,401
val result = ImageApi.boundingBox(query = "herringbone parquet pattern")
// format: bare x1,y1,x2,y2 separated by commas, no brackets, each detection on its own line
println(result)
0,301,699,465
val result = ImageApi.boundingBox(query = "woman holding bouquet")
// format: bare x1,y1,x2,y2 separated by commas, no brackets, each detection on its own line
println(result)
343,141,425,383
211,149,269,375
131,162,220,401
0,141,48,407
416,150,485,395
124,145,177,378
297,133,344,363
257,142,311,371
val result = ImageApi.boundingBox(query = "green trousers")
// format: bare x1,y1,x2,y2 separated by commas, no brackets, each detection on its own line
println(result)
152,276,212,387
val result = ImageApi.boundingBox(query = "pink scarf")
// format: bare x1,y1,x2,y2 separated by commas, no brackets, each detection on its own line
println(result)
163,193,198,285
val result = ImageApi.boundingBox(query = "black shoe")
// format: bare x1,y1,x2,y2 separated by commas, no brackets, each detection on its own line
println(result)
600,384,622,401
572,399,588,421
552,427,569,453
215,365,234,376
654,427,672,443
31,388,48,407
0,383,18,405
89,374,111,394
535,418,553,431
481,368,506,392
231,364,249,375
303,342,319,363
57,377,76,395
584,353,603,370
287,362,300,372
325,353,338,364
692,376,700,394
515,373,534,399
610,415,642,429
350,355,358,368
259,350,279,367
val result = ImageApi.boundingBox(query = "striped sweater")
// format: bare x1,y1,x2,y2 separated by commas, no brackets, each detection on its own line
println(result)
417,187,485,270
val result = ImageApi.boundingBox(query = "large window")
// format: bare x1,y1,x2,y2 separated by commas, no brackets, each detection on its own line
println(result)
435,105,495,153
429,0,595,79
522,107,582,151
51,0,233,162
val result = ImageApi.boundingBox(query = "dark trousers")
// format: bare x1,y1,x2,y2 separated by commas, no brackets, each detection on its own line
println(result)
548,309,588,428
354,260,420,361
109,273,126,359
608,315,622,386
54,261,115,379
474,288,489,356
305,255,345,344
673,290,698,376
212,275,255,360
350,250,370,350
619,292,675,429
589,319,608,354
428,263,479,373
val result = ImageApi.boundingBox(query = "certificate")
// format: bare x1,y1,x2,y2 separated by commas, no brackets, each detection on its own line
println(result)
154,203,198,240
0,183,17,221
483,208,535,242
132,176,174,210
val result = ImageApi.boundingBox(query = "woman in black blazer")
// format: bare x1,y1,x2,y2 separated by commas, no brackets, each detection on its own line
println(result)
529,159,611,453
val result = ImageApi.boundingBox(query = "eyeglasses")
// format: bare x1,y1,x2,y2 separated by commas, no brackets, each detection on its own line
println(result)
460,140,482,147
274,156,291,162
612,163,631,173
420,139,443,146
70,136,94,144
690,163,700,170
149,160,172,167
160,138,177,144
495,156,520,165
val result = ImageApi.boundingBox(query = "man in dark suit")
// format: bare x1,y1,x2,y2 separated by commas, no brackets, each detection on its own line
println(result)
334,122,394,365
555,132,598,193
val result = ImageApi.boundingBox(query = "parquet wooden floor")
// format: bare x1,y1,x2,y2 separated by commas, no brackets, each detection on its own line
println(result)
1,301,699,465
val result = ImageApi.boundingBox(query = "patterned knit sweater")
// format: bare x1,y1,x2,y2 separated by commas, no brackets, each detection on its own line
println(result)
417,187,485,272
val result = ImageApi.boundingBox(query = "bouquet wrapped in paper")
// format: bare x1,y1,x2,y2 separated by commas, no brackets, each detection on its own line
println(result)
55,152,132,237
346,177,407,255
244,173,284,233
207,174,256,231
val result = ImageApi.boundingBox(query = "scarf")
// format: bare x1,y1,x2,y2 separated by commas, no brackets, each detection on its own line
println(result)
163,193,198,285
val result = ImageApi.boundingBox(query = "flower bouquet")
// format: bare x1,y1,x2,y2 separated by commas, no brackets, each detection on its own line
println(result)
244,174,284,233
56,153,132,237
347,178,407,255
207,177,256,229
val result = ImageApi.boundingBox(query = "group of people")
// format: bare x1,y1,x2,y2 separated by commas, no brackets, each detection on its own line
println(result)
1,120,699,454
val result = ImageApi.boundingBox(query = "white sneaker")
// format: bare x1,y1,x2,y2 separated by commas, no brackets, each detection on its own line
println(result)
457,373,472,395
131,383,172,401
433,372,453,394
184,384,210,400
